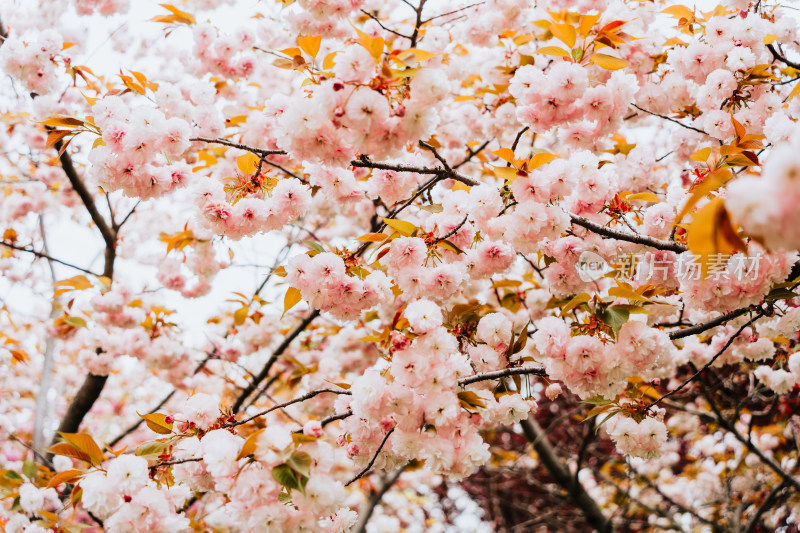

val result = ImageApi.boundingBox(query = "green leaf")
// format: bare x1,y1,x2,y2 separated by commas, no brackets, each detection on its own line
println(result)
303,240,325,253
22,460,37,480
288,451,312,478
765,287,799,302
272,464,302,492
602,306,630,337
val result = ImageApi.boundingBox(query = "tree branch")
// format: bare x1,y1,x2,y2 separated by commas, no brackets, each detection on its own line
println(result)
569,214,686,253
458,366,547,386
354,465,407,533
767,43,800,70
520,417,613,533
48,140,118,459
55,140,116,251
651,312,762,409
667,306,751,340
231,310,321,413
359,9,412,40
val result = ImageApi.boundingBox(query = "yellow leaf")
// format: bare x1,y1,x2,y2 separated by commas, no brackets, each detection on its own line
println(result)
686,198,747,277
763,34,778,45
550,23,576,48
493,166,522,182
56,433,105,466
400,48,437,62
138,413,174,435
154,3,195,24
608,283,653,303
625,192,660,203
560,293,590,316
47,443,93,465
381,217,417,237
283,286,302,319
193,151,218,172
297,35,321,58
527,152,558,169
535,46,572,58
46,470,83,489
10,349,29,364
457,390,487,409
661,5,694,19
322,51,339,69
237,152,261,175
234,304,249,326
235,429,264,461
675,168,732,225
690,147,712,162
349,22,385,63
578,13,601,37
54,275,93,297
663,37,689,47
590,53,629,70
513,34,534,46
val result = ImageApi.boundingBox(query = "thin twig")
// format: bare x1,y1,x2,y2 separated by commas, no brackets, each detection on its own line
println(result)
233,388,351,427
630,104,708,135
360,9,412,39
0,241,100,276
191,137,286,156
422,1,484,23
345,428,396,486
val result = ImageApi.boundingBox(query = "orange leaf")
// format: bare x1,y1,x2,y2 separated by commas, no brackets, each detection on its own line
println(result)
235,429,264,461
237,152,261,175
57,433,106,465
46,469,83,489
356,232,389,242
297,35,322,58
550,23,576,48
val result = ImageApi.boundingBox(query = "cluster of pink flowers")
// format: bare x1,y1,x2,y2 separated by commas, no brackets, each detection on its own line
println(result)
728,141,800,252
74,0,129,15
193,176,312,240
286,252,392,320
0,29,64,94
510,63,639,147
79,455,191,533
192,24,257,79
88,96,193,199
606,416,668,459
534,318,674,400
